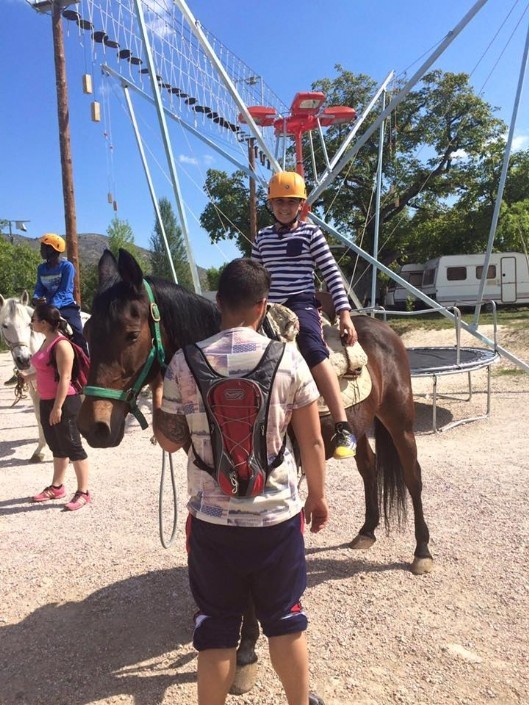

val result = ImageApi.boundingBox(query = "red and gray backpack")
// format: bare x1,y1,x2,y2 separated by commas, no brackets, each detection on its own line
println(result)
183,340,287,498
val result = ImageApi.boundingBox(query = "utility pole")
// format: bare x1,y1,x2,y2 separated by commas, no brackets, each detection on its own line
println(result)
30,0,81,305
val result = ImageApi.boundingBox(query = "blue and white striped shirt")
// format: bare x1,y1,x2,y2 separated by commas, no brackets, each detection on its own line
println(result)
251,221,350,313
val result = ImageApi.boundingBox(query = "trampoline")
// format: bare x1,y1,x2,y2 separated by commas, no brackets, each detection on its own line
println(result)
408,345,500,432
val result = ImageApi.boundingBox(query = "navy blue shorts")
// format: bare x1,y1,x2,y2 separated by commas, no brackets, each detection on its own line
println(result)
284,293,328,369
59,305,89,356
186,512,308,651
40,395,87,461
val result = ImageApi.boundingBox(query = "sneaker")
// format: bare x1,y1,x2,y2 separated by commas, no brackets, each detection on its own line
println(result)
64,490,90,511
32,485,66,502
332,428,357,460
4,373,18,386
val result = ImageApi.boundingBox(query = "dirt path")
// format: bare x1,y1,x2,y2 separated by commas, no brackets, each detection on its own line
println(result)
1,325,528,705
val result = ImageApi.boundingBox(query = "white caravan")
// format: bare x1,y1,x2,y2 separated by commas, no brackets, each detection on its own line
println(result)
384,263,425,309
421,252,529,308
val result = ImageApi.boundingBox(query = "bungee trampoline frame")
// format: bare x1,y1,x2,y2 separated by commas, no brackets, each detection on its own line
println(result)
359,305,500,433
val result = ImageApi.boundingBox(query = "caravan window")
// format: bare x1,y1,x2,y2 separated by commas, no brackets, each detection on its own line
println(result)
447,267,467,281
423,268,435,285
475,265,496,279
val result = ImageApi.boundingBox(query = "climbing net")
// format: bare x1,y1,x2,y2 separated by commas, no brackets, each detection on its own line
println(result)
63,0,288,172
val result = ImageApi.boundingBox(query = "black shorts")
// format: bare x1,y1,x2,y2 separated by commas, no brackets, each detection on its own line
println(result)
186,512,308,651
284,293,328,369
40,395,87,461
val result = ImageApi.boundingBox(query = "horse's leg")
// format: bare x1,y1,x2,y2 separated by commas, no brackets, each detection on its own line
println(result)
349,433,379,550
230,599,259,695
387,425,433,575
28,383,46,462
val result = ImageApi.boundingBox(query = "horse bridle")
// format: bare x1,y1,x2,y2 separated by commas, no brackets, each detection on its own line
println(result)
83,280,166,430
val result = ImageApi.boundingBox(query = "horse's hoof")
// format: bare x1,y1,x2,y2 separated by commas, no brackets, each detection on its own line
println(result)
230,662,258,695
30,453,45,463
349,533,376,550
309,692,325,705
411,556,433,575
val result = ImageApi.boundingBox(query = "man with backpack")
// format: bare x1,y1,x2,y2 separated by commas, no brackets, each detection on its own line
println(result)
154,258,328,705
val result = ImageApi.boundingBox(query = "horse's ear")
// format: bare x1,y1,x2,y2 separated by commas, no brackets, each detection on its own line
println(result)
98,249,120,291
0,294,5,310
21,290,30,306
118,248,143,292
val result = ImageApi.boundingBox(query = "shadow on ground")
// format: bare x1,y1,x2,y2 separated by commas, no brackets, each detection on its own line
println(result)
0,568,196,705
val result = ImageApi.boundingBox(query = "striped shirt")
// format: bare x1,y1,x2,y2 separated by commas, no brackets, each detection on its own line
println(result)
252,221,351,313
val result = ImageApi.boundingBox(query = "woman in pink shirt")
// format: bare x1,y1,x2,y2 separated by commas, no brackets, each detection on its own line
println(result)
21,303,90,511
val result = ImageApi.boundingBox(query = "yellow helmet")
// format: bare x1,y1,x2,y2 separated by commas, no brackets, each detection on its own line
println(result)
40,233,66,253
268,171,307,200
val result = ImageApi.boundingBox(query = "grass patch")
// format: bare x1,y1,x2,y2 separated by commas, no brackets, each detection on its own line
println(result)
493,367,527,377
381,306,529,335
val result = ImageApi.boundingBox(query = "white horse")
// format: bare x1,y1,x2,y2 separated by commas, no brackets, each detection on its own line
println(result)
0,291,47,461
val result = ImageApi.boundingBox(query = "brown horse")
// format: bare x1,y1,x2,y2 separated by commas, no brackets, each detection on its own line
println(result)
77,249,432,693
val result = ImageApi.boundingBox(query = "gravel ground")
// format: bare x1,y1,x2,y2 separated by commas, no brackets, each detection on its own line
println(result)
1,323,528,705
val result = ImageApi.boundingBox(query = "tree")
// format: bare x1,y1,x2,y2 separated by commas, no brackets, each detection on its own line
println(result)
0,237,41,297
150,197,193,289
199,170,272,256
107,217,139,260
199,68,511,301
205,264,226,291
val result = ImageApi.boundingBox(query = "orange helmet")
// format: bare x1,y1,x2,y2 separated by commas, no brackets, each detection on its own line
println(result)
39,233,66,253
268,171,307,200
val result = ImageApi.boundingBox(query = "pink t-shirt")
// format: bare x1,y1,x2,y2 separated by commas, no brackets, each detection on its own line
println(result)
31,335,76,400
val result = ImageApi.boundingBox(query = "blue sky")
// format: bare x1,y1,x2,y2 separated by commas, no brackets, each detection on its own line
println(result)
1,0,528,271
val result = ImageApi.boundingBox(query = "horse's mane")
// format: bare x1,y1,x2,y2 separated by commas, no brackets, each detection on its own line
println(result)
91,274,220,358
148,276,220,354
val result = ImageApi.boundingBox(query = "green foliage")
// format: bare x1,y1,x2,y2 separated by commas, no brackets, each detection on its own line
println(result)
205,264,226,291
0,237,41,297
107,217,139,259
199,169,272,256
198,68,528,303
79,261,99,312
150,197,193,288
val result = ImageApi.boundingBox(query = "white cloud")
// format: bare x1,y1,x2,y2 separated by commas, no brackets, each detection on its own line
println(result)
179,155,199,165
512,134,529,151
451,149,468,161
179,154,215,167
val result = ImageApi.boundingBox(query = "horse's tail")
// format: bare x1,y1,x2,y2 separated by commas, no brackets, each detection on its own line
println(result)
374,417,408,532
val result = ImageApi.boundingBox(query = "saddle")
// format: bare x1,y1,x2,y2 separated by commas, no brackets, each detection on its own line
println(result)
264,304,372,416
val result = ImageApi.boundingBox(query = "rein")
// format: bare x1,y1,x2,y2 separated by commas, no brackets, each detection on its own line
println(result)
83,280,166,429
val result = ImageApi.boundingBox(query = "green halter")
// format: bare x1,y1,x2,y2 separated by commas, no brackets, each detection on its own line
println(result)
83,280,166,430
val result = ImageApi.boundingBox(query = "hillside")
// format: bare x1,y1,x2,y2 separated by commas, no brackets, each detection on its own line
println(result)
5,232,209,288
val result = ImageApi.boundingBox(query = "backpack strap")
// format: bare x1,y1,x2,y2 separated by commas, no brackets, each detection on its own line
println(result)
183,340,286,492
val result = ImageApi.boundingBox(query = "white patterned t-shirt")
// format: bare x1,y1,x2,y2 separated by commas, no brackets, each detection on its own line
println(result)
161,327,319,527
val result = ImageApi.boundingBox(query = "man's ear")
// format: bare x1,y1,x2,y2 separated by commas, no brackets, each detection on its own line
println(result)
215,293,222,311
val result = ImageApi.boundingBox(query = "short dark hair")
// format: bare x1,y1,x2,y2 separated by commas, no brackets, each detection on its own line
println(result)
217,258,270,311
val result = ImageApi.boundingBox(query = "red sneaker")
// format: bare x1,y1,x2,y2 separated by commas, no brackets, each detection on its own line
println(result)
64,490,91,511
32,485,66,502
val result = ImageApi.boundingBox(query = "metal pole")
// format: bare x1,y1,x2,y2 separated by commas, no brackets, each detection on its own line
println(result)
472,18,529,327
133,0,201,294
122,84,179,284
370,91,386,311
101,65,258,183
173,0,281,172
51,1,81,305
248,138,257,242
308,0,489,206
309,211,529,373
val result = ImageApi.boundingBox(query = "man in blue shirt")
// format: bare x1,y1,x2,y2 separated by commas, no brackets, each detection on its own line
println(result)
33,234,88,355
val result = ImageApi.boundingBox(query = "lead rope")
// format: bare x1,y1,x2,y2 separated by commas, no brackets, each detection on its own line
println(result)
158,449,178,548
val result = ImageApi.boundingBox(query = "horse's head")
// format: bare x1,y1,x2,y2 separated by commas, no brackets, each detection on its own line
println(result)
0,292,42,369
78,249,162,447
78,248,220,448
